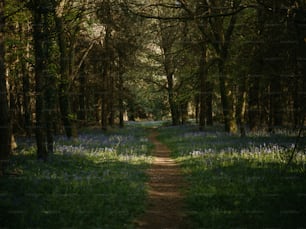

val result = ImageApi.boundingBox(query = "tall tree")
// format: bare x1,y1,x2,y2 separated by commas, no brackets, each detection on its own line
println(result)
0,0,11,172
30,0,57,160
53,0,78,138
159,19,181,125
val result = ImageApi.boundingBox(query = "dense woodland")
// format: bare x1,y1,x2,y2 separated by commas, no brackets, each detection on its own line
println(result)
0,0,306,165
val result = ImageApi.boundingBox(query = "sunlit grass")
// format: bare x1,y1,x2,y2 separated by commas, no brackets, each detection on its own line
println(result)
0,125,153,228
157,124,306,228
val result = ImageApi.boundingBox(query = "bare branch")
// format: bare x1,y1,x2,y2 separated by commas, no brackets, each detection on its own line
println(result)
126,3,258,21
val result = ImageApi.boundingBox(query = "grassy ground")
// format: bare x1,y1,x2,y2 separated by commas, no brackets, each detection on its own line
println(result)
157,124,306,229
2,122,306,228
0,125,153,228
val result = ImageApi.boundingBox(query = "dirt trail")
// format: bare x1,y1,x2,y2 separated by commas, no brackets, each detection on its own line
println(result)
135,129,190,229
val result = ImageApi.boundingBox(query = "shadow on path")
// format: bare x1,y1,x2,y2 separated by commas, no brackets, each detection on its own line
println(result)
135,129,191,229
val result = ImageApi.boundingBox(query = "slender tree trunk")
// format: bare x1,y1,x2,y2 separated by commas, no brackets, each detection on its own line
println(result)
167,73,179,125
180,101,188,124
24,22,33,136
270,74,283,128
219,61,229,131
0,0,11,172
22,72,31,135
237,75,247,137
100,27,113,131
219,61,237,133
199,44,207,131
248,73,261,131
206,2,238,133
32,8,48,160
78,63,86,124
44,12,56,154
118,70,124,128
205,81,213,126
194,95,199,124
293,81,302,128
54,8,77,138
108,70,115,127
101,66,108,131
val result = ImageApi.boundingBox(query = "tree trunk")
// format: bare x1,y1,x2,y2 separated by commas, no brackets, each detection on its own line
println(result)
118,71,124,128
78,63,86,124
16,22,31,136
180,101,188,124
269,75,282,131
205,81,213,126
32,8,48,160
198,44,213,129
101,66,108,131
199,44,207,131
0,0,11,172
167,73,180,125
108,70,115,127
294,7,306,126
21,52,32,136
237,75,247,137
54,10,77,138
248,73,261,131
219,61,237,133
219,62,229,131
194,95,199,124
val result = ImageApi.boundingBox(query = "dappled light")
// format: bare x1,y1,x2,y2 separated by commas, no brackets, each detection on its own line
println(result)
158,124,306,228
0,126,152,228
1,0,306,228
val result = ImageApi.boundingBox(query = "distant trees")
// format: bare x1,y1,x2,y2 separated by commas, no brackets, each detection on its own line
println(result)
125,0,306,133
0,0,305,163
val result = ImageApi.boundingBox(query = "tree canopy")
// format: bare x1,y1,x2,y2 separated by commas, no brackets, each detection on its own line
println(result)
1,0,306,162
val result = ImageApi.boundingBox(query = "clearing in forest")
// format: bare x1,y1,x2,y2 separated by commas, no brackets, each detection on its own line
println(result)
135,129,191,229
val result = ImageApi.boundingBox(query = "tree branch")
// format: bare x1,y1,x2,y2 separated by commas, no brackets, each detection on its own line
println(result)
126,3,257,21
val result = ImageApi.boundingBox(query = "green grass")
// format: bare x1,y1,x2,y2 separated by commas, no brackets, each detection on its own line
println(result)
0,125,153,228
157,124,306,229
3,122,305,228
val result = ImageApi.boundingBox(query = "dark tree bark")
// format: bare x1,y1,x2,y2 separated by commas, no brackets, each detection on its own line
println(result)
21,39,32,137
108,69,115,127
0,0,11,172
218,58,237,133
205,81,213,126
167,72,180,126
54,9,77,138
158,19,180,126
248,73,261,131
78,63,86,124
293,6,306,127
194,95,199,123
101,64,109,131
218,61,231,131
118,67,124,128
198,43,208,131
206,0,239,133
269,74,283,132
180,101,188,124
30,0,58,159
32,6,48,160
236,74,247,137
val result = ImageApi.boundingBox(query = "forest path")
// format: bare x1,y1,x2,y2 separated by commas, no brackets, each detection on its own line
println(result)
134,128,191,229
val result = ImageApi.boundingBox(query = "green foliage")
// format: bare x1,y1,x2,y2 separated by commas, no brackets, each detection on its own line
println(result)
157,124,306,228
0,126,153,228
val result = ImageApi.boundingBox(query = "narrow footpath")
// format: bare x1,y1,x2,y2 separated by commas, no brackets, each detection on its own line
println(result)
135,129,190,229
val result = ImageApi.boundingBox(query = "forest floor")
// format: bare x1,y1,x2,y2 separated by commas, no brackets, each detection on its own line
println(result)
134,128,192,229
2,124,306,228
